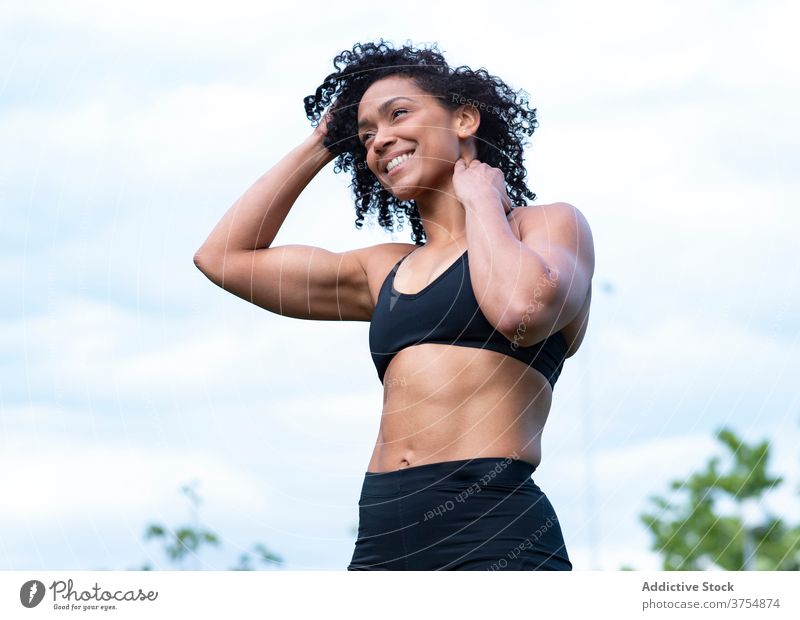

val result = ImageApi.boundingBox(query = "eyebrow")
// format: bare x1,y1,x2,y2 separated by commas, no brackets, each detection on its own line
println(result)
357,96,415,130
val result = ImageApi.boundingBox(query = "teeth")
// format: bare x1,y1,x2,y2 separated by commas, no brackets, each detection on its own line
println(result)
386,151,414,172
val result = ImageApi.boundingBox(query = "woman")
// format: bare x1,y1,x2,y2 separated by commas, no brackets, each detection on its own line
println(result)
193,40,594,570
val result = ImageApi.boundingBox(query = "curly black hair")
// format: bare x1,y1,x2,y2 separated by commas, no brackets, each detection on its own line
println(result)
303,39,540,245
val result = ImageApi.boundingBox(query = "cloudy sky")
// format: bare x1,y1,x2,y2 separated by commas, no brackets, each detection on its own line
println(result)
1,0,798,571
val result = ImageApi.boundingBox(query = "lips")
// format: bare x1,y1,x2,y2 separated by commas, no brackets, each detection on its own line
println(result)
387,154,415,178
382,149,415,173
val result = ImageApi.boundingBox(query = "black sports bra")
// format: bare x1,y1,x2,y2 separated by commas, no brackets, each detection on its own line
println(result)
369,246,568,388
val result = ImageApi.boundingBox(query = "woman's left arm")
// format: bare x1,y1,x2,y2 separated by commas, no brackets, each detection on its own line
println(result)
455,160,594,345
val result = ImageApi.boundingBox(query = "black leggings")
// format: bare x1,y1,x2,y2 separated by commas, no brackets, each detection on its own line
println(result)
347,456,572,570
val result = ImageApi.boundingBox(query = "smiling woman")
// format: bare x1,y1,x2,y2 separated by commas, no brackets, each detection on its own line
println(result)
194,38,593,572
303,40,541,244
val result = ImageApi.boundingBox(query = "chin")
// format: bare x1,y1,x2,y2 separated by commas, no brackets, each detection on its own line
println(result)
386,184,421,202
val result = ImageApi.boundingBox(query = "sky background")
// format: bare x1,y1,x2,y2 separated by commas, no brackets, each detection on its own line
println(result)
1,0,799,571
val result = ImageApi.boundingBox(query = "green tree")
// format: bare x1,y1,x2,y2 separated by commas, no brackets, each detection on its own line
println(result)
637,427,800,570
135,480,283,570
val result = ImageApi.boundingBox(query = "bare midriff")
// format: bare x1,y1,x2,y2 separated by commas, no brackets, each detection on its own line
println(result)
366,343,554,473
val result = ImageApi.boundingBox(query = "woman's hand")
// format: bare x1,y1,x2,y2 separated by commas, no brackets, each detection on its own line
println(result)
452,158,513,215
311,102,339,146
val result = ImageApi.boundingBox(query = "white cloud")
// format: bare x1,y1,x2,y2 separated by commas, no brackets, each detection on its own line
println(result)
0,431,272,523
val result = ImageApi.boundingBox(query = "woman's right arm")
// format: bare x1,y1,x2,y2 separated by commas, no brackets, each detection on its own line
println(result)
193,119,375,322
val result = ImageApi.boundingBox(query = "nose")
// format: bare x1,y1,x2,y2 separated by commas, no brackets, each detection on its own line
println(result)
372,127,396,155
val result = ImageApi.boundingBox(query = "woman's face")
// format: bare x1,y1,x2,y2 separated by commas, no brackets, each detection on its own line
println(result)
356,75,477,201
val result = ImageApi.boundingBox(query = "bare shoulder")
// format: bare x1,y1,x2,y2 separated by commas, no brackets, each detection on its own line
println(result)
361,241,418,287
330,241,417,317
507,202,560,239
512,201,591,232
513,201,594,271
337,240,415,270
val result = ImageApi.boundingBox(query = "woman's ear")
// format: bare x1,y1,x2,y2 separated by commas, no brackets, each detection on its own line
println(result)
455,105,480,162
455,104,481,139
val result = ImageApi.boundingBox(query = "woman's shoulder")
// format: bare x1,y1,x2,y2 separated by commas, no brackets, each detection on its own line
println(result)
359,241,418,278
368,241,418,260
